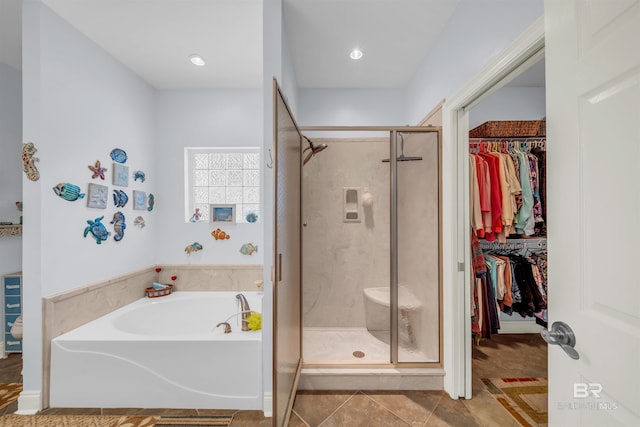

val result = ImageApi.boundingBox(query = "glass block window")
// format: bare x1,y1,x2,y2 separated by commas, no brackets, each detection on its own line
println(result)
185,148,260,223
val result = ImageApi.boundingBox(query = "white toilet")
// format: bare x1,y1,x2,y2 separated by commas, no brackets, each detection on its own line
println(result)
363,285,422,348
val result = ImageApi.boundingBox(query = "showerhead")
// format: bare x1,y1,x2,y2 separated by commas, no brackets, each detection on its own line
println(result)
303,136,328,165
382,133,423,162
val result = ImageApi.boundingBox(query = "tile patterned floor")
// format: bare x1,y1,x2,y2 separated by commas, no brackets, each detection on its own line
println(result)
0,333,547,426
0,353,22,417
291,390,478,426
289,333,546,426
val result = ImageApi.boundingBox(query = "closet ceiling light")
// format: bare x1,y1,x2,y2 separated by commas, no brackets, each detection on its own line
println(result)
189,54,206,66
349,49,363,60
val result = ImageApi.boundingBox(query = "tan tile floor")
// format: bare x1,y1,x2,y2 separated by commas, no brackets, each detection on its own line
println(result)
288,333,546,426
0,333,546,426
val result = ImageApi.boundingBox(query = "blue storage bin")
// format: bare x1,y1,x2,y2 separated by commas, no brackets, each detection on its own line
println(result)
3,273,22,354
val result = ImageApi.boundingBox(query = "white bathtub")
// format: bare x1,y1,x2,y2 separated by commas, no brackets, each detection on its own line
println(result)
50,291,263,409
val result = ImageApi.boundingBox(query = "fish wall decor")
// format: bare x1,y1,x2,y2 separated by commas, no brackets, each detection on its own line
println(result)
110,148,128,164
53,183,85,202
147,193,155,211
22,142,40,181
246,211,259,223
185,242,203,255
239,243,258,256
113,189,129,208
211,228,230,240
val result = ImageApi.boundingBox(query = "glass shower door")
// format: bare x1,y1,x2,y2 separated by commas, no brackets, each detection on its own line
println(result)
301,127,441,366
393,131,441,363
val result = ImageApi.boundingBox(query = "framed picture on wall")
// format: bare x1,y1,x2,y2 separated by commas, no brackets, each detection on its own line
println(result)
210,204,236,224
133,190,147,210
112,163,129,187
87,183,108,209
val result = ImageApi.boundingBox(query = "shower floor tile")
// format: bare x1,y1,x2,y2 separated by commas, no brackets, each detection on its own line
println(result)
303,327,430,363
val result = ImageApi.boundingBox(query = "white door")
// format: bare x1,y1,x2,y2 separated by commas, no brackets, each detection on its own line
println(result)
545,1,640,425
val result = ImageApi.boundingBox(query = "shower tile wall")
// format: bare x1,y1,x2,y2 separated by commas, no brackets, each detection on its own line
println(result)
303,134,440,363
303,138,390,328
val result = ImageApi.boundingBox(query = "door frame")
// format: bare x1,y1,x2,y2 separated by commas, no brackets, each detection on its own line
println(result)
442,16,545,400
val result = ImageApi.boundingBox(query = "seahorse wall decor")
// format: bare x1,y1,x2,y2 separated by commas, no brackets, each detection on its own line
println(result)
22,142,40,181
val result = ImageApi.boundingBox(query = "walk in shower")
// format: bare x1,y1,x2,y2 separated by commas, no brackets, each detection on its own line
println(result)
301,128,441,366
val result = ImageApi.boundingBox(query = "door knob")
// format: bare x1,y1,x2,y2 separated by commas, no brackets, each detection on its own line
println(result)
541,321,580,360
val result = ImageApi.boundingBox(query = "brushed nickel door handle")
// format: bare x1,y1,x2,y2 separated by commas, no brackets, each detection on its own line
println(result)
541,321,580,360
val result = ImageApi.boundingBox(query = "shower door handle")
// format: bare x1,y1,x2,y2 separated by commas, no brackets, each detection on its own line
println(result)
541,321,579,360
278,253,282,282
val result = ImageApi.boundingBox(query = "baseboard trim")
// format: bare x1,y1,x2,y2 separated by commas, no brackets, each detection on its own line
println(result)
16,390,41,415
263,392,272,417
299,368,445,391
499,321,544,334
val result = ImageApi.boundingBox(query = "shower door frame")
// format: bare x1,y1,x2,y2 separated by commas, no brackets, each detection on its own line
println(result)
300,126,443,369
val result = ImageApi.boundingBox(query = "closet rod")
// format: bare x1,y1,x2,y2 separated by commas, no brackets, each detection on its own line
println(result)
468,137,546,142
479,238,546,252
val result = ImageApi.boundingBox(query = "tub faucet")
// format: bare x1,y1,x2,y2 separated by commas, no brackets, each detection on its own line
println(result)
236,293,251,331
216,322,232,334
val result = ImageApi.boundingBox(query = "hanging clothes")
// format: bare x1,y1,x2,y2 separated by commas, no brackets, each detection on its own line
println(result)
471,237,548,342
469,138,547,343
470,231,500,340
469,138,545,239
531,147,547,235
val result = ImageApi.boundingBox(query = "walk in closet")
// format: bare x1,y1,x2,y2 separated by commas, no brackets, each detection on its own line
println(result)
468,121,548,341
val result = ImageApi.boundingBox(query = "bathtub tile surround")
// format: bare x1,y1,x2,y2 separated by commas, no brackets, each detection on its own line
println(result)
157,265,262,292
42,265,263,408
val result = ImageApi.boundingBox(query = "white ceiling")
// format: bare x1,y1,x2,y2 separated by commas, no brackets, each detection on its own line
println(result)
283,0,459,88
42,0,263,89
1,0,545,90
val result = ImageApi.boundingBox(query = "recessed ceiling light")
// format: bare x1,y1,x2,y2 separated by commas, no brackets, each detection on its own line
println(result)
189,54,206,67
350,49,363,60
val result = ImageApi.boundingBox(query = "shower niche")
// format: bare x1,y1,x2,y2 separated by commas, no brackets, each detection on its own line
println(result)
301,128,441,368
343,187,361,222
